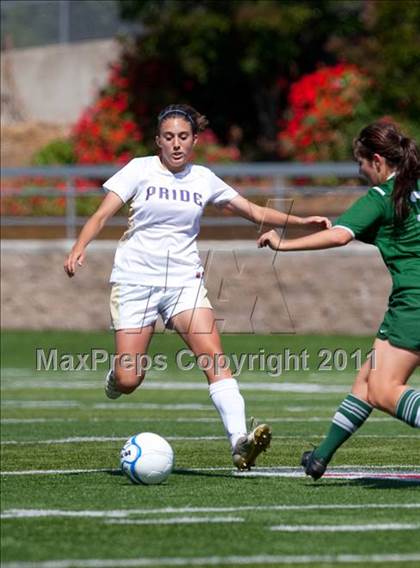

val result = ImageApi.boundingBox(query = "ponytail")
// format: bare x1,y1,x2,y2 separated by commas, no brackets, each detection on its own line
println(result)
393,137,420,220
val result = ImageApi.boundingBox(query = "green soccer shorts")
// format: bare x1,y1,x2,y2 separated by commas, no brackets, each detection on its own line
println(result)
377,293,420,351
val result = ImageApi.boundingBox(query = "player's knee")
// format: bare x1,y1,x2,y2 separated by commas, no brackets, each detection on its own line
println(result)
367,383,391,412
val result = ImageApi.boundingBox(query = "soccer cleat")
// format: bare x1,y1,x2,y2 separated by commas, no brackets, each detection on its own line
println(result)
301,449,327,480
232,421,272,471
105,369,122,399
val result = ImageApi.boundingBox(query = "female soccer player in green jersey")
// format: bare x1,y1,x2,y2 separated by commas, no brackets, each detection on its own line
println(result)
258,121,420,479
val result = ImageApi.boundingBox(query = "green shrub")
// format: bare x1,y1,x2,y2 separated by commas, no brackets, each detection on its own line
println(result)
32,139,76,165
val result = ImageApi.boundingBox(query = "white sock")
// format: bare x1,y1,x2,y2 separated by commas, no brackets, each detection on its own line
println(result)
209,378,247,450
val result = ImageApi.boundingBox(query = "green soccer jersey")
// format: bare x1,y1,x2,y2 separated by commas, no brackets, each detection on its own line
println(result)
334,176,420,293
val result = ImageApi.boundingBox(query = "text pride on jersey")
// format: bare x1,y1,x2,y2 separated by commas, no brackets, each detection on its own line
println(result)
145,186,203,206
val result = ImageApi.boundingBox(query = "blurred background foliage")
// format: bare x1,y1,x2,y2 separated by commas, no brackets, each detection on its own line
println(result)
32,0,420,165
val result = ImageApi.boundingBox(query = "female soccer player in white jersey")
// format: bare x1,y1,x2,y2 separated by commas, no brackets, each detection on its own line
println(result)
64,104,330,470
258,120,420,479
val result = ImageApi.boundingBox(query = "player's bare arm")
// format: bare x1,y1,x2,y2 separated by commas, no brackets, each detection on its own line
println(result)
223,194,331,229
64,191,124,277
257,226,352,251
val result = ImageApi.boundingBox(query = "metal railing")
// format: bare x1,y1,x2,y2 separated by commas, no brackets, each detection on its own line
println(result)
1,162,362,239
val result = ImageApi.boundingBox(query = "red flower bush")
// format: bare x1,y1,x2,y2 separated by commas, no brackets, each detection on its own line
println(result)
193,129,241,163
72,61,240,165
279,64,372,161
72,63,145,164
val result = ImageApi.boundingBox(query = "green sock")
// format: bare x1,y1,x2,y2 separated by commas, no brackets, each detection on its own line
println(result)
314,394,373,463
395,388,420,428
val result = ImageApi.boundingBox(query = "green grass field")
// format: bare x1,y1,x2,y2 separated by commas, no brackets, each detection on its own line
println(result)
1,331,419,568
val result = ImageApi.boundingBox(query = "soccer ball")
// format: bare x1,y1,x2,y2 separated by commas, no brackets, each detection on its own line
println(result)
120,432,174,485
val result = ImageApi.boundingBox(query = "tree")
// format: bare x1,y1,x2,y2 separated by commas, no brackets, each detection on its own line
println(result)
117,0,364,158
328,0,420,136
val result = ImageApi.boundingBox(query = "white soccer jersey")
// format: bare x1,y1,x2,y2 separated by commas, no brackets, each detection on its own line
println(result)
103,156,238,287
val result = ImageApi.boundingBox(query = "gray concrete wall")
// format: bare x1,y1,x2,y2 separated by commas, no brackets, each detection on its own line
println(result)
1,40,120,124
1,240,391,334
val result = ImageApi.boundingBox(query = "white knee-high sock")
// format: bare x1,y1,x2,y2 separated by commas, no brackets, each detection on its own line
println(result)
209,378,247,449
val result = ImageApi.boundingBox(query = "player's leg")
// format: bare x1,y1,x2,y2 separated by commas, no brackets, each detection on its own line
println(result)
105,326,155,398
106,284,158,398
169,305,271,469
114,326,156,392
367,338,420,427
315,357,373,460
301,356,373,479
170,306,246,443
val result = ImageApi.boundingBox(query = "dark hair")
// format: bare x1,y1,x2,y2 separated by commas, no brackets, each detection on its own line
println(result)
157,104,209,135
353,121,420,220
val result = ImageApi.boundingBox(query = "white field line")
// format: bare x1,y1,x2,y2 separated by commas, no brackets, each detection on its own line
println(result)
1,401,80,408
93,403,212,410
1,382,102,390
1,418,78,424
105,516,244,525
0,381,349,393
285,406,337,412
2,503,420,520
0,468,117,476
0,436,225,446
2,466,419,477
1,433,418,446
2,553,420,568
186,465,420,470
1,368,38,376
1,368,101,378
270,523,420,532
0,416,395,424
233,470,420,480
0,401,343,415
0,401,213,411
0,370,176,381
197,416,396,423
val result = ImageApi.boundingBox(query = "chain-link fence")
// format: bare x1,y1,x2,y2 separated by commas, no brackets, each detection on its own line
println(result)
1,0,141,49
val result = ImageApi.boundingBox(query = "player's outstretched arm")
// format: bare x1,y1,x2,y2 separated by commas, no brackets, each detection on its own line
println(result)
257,227,352,252
64,192,124,277
222,195,331,230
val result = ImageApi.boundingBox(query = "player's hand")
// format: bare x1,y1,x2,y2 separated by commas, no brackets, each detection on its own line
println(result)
257,229,282,251
300,216,332,230
64,247,85,277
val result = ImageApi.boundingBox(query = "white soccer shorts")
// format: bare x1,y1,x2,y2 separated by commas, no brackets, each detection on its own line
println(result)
110,280,212,330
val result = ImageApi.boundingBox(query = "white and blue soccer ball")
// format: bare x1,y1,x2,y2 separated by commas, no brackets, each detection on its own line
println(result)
120,432,174,485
